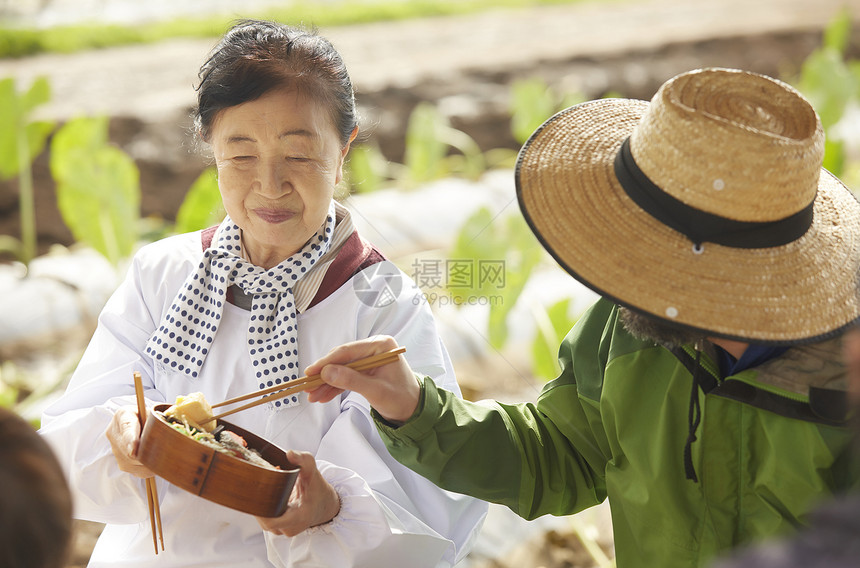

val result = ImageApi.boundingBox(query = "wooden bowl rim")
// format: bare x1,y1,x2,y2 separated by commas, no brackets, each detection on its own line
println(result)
146,403,300,474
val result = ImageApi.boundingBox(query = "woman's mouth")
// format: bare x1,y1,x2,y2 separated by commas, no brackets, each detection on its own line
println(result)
253,208,295,224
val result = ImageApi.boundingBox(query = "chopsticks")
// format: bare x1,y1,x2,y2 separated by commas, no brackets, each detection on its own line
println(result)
205,346,406,423
133,372,164,555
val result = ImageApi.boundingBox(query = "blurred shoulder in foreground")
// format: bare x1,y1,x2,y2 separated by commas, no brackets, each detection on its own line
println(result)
0,407,73,568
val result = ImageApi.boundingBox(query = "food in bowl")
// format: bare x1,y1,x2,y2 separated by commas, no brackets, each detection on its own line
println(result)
164,392,217,432
138,402,298,517
159,392,280,471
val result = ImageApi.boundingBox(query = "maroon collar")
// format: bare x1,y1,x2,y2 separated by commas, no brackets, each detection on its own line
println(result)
200,226,386,309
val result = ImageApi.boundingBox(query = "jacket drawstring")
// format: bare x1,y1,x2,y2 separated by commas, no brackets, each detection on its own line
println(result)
683,347,704,482
670,341,717,483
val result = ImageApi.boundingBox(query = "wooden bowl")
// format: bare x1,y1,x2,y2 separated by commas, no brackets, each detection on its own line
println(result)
138,404,299,517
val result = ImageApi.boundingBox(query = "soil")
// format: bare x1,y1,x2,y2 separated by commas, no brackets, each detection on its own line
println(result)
2,0,858,566
1,0,858,257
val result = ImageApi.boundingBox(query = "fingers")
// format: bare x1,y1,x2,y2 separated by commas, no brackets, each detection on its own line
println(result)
286,449,315,470
318,356,420,424
105,407,155,478
256,451,340,537
319,363,397,393
303,336,421,423
106,407,139,457
304,335,399,376
305,383,343,404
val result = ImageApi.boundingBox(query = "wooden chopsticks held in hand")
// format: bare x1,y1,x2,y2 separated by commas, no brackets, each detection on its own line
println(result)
205,346,407,423
133,372,164,555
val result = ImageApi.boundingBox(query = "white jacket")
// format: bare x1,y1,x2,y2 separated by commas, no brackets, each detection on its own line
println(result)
40,229,487,567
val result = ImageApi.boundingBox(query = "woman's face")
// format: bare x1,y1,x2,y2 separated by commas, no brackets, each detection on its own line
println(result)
210,88,354,268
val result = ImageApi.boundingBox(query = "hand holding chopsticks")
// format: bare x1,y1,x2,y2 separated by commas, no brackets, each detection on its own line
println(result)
204,346,407,423
302,337,422,425
133,372,164,554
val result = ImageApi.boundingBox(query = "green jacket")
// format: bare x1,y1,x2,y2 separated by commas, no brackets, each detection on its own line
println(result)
377,298,859,567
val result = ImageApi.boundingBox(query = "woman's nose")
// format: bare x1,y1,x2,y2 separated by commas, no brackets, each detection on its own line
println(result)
256,159,292,198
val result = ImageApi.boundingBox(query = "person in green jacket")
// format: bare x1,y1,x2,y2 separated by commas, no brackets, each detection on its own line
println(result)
305,68,860,567
713,328,860,567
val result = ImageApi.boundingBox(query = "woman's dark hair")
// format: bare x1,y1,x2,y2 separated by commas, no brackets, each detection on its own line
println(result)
0,408,73,568
194,20,358,146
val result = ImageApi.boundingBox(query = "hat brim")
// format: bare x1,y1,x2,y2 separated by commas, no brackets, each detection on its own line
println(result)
515,98,860,344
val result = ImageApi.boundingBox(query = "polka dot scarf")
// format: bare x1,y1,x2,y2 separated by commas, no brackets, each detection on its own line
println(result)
145,205,335,408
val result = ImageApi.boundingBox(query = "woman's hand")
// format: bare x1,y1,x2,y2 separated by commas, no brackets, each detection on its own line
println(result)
105,406,155,478
256,451,340,537
304,336,421,424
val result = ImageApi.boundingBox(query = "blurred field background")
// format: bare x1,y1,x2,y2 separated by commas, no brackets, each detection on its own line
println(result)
1,0,859,566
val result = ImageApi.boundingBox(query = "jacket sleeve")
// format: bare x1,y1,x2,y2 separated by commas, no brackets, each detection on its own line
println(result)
375,299,615,521
38,243,169,524
265,266,488,568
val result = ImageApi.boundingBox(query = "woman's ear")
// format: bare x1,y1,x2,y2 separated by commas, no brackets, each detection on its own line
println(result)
342,126,359,157
335,126,360,186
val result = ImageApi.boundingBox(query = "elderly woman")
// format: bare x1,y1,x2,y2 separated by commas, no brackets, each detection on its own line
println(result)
39,20,486,567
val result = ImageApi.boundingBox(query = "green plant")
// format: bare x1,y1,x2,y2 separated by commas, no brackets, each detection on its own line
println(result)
0,76,54,266
447,207,546,347
346,142,391,194
510,77,586,144
431,79,587,379
0,0,590,59
174,167,224,233
0,357,81,427
50,116,141,265
344,77,589,194
0,369,18,409
531,297,575,379
792,7,860,184
0,77,226,267
344,102,485,192
444,206,578,380
403,102,484,187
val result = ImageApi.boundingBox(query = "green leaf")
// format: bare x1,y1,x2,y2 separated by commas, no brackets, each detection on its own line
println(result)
49,115,109,179
0,383,17,408
822,7,851,54
448,207,545,347
531,298,575,381
0,78,19,179
437,126,484,180
0,77,53,180
50,116,140,264
25,120,54,162
402,101,486,184
346,143,388,193
20,76,51,114
822,137,846,177
404,102,448,185
175,167,224,233
796,47,857,130
0,77,54,179
0,76,54,266
510,78,558,144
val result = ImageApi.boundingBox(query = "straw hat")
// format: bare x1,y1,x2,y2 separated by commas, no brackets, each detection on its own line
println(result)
516,68,860,344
